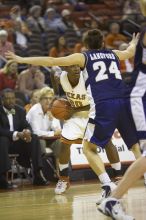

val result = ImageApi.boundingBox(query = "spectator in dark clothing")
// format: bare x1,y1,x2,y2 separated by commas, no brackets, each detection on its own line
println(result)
0,89,48,189
26,5,45,33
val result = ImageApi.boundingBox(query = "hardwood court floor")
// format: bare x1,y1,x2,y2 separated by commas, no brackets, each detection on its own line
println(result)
0,179,146,220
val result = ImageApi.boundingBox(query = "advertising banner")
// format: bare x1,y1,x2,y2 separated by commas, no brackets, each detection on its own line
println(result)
71,130,136,169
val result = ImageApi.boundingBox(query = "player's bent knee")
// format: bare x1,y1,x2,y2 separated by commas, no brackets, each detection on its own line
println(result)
83,141,97,155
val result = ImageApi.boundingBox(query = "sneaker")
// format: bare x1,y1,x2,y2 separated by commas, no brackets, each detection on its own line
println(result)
96,182,117,205
98,197,135,220
54,176,70,195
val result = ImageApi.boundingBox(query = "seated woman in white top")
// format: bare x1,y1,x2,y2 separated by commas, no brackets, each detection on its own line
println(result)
26,87,62,157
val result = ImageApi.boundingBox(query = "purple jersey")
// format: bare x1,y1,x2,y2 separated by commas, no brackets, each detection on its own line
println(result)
82,49,126,103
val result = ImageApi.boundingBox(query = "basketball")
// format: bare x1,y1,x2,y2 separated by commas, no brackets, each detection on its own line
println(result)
51,98,72,120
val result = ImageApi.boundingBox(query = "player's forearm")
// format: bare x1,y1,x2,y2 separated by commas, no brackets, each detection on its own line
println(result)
114,43,136,60
125,43,136,59
17,56,53,66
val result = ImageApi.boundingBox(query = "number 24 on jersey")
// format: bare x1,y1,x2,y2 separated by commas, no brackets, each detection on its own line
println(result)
93,61,122,82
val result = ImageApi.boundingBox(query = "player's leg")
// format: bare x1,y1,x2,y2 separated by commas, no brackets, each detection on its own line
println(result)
83,104,119,204
83,100,118,182
117,98,141,160
97,99,142,219
112,156,146,199
130,96,146,183
98,156,146,220
58,142,71,176
105,140,122,181
55,142,71,194
55,117,85,194
83,140,117,204
83,140,107,176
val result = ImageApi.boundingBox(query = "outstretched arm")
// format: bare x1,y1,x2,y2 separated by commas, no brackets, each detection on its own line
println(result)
5,52,85,68
113,33,139,60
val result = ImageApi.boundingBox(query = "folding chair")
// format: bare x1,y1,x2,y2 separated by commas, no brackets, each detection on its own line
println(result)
8,154,32,185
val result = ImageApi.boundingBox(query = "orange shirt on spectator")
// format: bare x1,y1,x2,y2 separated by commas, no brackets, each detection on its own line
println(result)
0,71,17,90
49,47,70,57
105,34,127,49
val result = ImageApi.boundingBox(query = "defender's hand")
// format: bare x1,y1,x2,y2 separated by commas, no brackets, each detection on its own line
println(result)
129,33,140,46
5,51,23,63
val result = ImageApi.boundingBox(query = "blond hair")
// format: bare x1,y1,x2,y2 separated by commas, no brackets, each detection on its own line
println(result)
2,60,18,75
39,87,54,100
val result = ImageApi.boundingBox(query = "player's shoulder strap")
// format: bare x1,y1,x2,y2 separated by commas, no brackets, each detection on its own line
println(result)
60,71,68,86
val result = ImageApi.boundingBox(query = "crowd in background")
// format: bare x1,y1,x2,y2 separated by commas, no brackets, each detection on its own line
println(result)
0,0,144,95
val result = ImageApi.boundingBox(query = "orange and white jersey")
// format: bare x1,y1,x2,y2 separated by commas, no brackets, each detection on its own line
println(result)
60,71,89,109
60,71,89,143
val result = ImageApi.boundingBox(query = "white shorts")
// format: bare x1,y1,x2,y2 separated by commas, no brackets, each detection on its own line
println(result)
61,112,88,144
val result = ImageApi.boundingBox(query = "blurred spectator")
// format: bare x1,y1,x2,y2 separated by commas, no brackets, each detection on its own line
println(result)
45,0,61,13
74,1,88,11
105,22,127,49
0,30,14,67
73,31,87,53
50,66,65,96
25,89,40,113
13,21,29,50
19,0,42,9
73,20,100,53
90,19,100,29
119,42,133,73
0,60,18,91
58,9,80,35
27,5,45,33
9,5,31,37
9,5,24,22
49,35,70,57
63,0,77,5
17,65,47,99
26,87,62,156
122,0,141,21
49,35,71,93
10,5,31,34
44,7,62,31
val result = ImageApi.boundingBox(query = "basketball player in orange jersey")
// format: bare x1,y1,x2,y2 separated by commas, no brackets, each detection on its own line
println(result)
6,28,140,215
53,65,123,195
